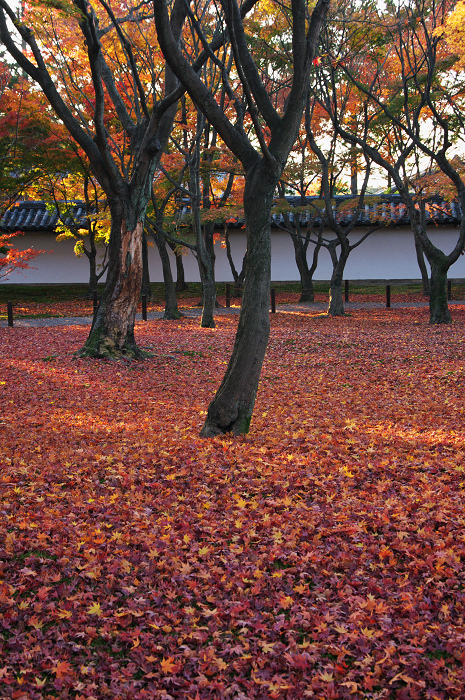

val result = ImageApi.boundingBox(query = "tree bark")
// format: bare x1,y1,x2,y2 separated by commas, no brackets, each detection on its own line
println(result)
77,201,145,358
291,227,320,302
148,222,181,320
225,226,246,297
141,230,152,300
190,117,216,328
429,255,452,325
328,280,345,316
414,232,430,296
199,258,216,327
200,162,274,436
165,240,188,292
85,244,99,298
327,243,349,316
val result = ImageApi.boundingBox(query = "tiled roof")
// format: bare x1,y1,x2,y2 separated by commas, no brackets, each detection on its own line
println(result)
1,195,462,233
269,195,463,228
0,201,88,232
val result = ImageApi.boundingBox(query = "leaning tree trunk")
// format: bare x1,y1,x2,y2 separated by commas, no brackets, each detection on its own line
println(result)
200,163,274,436
414,232,430,297
77,200,145,358
428,254,452,324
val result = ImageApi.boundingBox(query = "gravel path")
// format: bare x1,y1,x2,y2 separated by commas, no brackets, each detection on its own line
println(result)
2,299,465,328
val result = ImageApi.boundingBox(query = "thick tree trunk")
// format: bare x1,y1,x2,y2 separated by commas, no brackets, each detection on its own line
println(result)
414,232,430,296
429,257,451,324
77,202,145,358
200,163,274,436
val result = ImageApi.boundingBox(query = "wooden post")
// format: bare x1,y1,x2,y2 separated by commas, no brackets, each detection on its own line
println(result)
7,302,13,327
447,280,452,300
271,288,276,313
225,283,230,308
386,284,391,308
142,295,147,321
93,291,98,316
344,279,349,302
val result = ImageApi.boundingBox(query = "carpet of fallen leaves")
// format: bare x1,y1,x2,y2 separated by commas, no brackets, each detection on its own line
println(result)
1,307,465,699
0,288,442,318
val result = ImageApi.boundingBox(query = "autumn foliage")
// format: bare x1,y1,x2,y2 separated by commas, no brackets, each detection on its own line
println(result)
0,233,45,282
1,307,465,697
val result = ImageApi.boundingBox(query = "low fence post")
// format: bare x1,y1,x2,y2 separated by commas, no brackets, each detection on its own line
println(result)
93,291,98,317
344,279,349,302
225,284,230,308
7,302,13,327
142,295,147,321
271,288,276,313
447,280,452,300
386,284,391,308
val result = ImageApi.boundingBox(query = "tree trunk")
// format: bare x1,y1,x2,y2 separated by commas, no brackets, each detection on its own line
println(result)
141,230,152,300
291,228,319,302
166,241,188,292
86,246,99,299
200,162,274,436
328,279,345,316
200,260,216,327
327,245,348,317
197,222,217,328
149,224,181,320
225,226,246,297
414,232,430,296
429,256,451,324
175,253,188,291
77,201,145,358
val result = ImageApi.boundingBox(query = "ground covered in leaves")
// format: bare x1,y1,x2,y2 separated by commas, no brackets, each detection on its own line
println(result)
0,286,450,319
1,308,465,699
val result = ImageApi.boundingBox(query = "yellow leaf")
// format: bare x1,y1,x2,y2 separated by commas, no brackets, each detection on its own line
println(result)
320,672,334,682
87,602,103,617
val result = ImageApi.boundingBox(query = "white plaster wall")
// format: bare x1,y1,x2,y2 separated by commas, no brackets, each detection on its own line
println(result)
3,225,465,284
